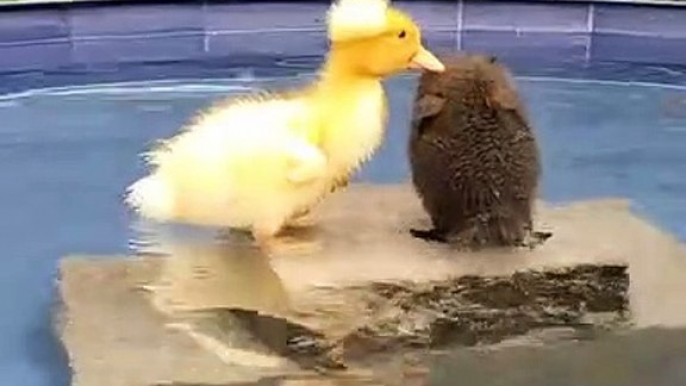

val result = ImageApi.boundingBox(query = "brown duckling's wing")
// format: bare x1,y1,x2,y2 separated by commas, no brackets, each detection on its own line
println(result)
411,93,446,138
413,94,446,121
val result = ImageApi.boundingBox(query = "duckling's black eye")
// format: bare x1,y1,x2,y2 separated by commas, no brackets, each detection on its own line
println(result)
398,30,406,39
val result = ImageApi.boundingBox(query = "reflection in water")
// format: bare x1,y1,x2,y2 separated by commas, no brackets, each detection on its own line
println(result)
136,227,290,316
130,220,296,370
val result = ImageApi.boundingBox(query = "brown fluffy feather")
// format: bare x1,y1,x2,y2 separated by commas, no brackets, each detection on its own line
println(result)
408,54,551,249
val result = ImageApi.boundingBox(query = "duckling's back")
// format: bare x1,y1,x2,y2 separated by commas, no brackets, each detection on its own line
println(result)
127,93,328,229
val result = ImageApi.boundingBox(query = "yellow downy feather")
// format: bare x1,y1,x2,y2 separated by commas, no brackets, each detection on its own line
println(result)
125,0,444,242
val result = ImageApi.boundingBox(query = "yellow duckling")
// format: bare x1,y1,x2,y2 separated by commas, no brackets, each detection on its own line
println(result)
125,0,444,254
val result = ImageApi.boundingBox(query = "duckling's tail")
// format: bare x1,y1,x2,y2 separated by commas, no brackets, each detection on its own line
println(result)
125,174,175,221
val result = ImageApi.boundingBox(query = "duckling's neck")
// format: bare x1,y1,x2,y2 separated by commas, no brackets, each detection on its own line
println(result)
318,47,382,88
308,48,388,182
312,48,385,110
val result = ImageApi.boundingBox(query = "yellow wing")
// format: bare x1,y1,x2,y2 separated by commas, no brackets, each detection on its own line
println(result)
284,136,327,185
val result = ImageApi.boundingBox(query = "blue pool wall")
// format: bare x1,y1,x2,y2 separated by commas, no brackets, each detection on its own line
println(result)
2,0,686,94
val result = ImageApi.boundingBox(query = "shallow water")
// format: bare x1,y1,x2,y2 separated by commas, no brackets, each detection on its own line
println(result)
1,71,686,385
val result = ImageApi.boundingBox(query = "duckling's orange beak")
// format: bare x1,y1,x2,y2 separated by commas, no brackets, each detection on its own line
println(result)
409,46,445,72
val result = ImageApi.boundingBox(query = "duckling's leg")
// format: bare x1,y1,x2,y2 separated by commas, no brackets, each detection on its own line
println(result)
329,175,350,193
285,178,347,230
253,222,321,257
284,208,315,229
252,221,282,255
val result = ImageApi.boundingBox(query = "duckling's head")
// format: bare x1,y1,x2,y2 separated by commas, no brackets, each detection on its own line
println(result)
326,0,445,79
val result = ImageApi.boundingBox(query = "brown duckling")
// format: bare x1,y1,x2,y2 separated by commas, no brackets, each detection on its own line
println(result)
408,53,551,249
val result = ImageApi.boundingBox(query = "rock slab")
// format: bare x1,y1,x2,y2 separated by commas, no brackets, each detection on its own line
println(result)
57,184,686,386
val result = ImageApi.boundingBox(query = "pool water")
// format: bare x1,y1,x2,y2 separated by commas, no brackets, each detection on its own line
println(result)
1,70,685,385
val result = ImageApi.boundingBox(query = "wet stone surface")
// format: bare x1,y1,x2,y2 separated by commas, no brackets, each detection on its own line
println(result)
230,264,630,372
59,187,686,386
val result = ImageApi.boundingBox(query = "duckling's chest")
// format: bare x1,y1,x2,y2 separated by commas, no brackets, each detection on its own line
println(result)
322,84,388,170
